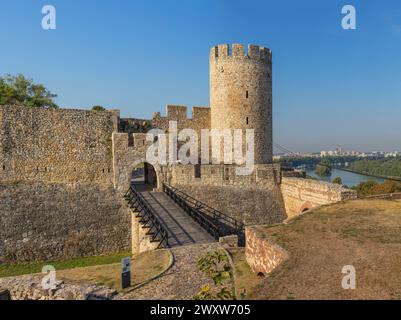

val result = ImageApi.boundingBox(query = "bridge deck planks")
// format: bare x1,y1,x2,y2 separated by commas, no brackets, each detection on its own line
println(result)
135,184,215,247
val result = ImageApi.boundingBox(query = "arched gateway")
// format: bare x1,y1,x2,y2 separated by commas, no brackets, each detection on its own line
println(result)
131,162,158,190
111,132,167,192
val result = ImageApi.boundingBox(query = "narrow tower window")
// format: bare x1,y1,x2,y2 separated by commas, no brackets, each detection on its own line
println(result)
246,91,249,99
194,164,201,178
246,117,249,125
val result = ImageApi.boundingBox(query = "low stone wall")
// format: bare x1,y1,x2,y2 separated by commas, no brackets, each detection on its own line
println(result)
365,192,401,200
0,275,118,300
170,164,281,189
245,226,288,275
0,181,131,263
165,164,286,225
280,177,357,218
218,235,239,249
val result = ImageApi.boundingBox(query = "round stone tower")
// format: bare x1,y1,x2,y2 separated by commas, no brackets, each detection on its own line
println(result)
210,44,272,164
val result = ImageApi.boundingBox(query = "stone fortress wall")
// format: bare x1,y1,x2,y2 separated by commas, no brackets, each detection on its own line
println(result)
0,43,357,263
111,44,284,226
0,105,118,185
167,164,286,225
0,181,131,263
0,105,131,263
112,102,287,226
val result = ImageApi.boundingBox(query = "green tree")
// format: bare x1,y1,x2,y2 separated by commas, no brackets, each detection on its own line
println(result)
315,159,332,176
353,180,378,197
0,74,58,108
91,105,106,111
350,159,401,179
332,177,343,185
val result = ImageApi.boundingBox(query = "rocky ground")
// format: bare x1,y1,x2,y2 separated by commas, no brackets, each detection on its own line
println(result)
0,242,233,300
0,274,118,300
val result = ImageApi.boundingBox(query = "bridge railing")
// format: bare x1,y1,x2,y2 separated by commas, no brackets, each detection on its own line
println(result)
124,186,169,248
162,183,244,240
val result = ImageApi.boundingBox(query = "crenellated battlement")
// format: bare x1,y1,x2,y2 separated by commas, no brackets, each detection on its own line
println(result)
210,44,272,63
156,105,210,124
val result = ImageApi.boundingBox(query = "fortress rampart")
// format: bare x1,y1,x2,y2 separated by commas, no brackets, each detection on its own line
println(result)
152,105,211,136
0,105,130,263
167,164,287,225
0,44,357,262
120,105,211,143
0,105,117,185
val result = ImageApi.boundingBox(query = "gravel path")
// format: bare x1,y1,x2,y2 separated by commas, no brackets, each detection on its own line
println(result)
119,243,222,300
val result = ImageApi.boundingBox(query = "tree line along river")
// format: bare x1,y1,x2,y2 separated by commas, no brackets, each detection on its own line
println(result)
306,168,385,187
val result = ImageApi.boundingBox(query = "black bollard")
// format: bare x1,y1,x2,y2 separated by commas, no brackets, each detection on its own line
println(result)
121,257,131,289
0,289,11,300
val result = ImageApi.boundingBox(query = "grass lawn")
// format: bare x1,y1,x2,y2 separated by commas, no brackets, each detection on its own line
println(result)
0,251,132,278
57,249,171,292
253,199,401,300
227,247,265,300
0,249,171,292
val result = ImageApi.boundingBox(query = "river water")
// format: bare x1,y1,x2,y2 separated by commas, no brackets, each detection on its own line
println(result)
306,168,385,187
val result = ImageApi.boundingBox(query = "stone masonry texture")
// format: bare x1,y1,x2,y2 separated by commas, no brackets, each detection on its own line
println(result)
210,44,273,164
280,177,357,219
0,105,117,185
0,275,118,300
245,226,288,275
167,163,287,225
0,181,131,263
0,105,130,263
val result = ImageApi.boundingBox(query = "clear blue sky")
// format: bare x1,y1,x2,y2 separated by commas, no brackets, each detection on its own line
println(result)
1,0,400,152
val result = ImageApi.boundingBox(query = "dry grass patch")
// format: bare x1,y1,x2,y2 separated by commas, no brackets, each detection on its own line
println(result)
0,252,131,278
57,249,170,292
227,247,265,300
252,199,401,300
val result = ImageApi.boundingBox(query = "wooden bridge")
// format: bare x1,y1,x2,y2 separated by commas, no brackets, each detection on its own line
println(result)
124,182,244,249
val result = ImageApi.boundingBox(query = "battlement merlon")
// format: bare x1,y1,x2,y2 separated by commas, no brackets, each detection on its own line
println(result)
152,105,210,122
166,105,188,119
210,44,272,63
192,106,210,122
